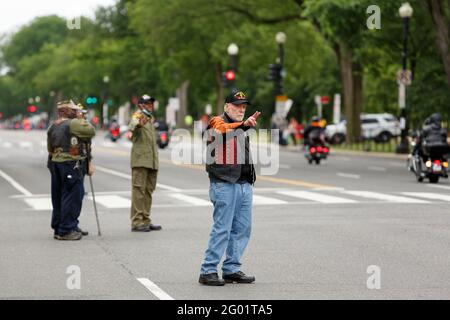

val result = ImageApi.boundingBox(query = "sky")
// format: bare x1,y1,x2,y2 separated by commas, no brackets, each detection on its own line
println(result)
0,0,117,34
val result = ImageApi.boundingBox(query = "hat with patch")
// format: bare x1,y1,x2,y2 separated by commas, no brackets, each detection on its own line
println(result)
138,94,156,104
57,100,80,110
225,89,250,105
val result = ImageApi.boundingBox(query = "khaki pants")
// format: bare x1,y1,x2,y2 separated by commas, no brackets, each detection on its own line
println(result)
131,167,158,228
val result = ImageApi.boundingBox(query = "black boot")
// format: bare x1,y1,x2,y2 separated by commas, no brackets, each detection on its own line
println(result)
199,273,225,286
223,271,255,284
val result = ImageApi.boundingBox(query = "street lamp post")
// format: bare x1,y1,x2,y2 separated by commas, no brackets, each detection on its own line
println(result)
102,76,110,129
275,32,286,96
396,2,413,154
227,43,239,90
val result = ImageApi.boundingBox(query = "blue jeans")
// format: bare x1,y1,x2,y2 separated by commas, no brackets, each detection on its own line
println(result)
200,182,253,275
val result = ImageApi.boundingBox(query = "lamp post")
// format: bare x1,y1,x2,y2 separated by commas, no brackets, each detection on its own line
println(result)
227,43,239,90
102,76,110,129
396,2,413,154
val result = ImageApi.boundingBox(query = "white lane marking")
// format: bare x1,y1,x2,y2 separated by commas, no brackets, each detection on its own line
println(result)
341,191,429,203
100,141,116,148
279,164,292,170
136,278,174,300
169,193,211,206
95,165,181,192
23,198,52,210
252,195,288,205
426,184,450,191
401,192,450,202
19,141,33,148
277,190,357,203
335,157,351,162
368,166,387,172
337,172,360,179
388,161,404,167
88,195,131,208
2,142,12,148
0,169,33,196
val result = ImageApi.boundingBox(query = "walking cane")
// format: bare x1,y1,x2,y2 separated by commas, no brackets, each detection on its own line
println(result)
88,174,102,236
87,143,102,236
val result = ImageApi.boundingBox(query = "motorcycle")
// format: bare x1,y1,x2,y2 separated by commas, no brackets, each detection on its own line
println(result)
109,126,121,142
305,144,330,165
157,130,169,149
154,120,170,149
408,139,449,183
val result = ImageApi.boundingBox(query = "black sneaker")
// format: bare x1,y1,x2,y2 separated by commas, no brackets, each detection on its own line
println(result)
132,225,151,232
53,232,61,240
57,230,82,241
199,273,225,286
149,224,162,231
76,227,89,236
223,271,255,284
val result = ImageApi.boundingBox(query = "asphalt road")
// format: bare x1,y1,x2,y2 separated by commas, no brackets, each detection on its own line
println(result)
1,129,449,300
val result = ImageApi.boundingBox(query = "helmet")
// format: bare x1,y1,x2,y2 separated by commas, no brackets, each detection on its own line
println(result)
311,116,320,123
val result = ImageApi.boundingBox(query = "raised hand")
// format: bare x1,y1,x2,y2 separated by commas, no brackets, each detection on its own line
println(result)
244,111,261,127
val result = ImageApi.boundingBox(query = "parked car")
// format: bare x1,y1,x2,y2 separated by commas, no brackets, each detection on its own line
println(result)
326,113,401,144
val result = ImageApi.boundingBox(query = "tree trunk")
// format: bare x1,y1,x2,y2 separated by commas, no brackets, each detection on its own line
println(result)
176,80,189,128
427,0,450,89
337,46,362,143
215,63,224,115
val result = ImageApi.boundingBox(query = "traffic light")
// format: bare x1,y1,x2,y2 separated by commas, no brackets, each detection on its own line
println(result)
268,63,282,81
27,105,37,113
222,70,236,88
86,96,98,105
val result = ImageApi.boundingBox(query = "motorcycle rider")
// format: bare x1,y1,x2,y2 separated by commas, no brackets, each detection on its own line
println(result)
303,116,326,148
412,113,448,160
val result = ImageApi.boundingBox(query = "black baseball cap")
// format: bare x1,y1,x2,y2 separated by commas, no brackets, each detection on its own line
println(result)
138,94,155,104
225,89,250,105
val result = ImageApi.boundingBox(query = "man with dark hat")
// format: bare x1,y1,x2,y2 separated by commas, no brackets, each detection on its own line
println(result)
47,100,96,240
199,89,261,286
128,94,162,232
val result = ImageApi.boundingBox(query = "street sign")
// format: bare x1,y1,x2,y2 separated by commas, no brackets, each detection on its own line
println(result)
333,94,341,124
399,83,406,109
397,69,412,86
321,96,330,104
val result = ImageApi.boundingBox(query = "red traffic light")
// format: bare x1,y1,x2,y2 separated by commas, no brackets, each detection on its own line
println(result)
0,112,3,118
27,105,37,113
225,70,236,81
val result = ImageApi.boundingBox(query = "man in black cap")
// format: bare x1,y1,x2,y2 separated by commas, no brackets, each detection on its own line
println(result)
128,94,162,232
199,89,261,286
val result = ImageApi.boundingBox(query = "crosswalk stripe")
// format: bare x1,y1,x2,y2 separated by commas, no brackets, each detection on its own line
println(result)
341,191,429,203
277,190,357,203
169,193,212,206
253,195,288,205
24,198,53,211
88,195,131,208
401,192,450,202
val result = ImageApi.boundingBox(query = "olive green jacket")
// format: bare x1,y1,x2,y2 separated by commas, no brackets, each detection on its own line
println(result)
47,118,96,162
129,110,159,169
